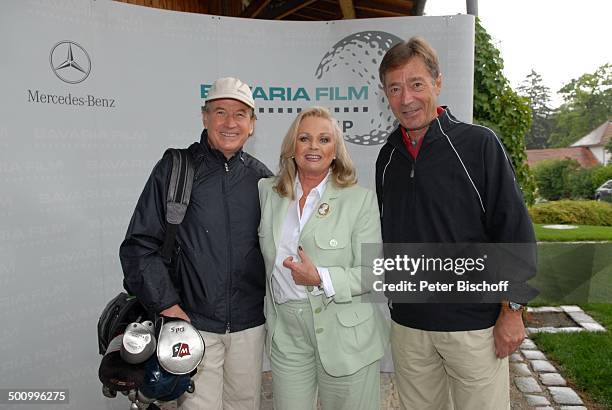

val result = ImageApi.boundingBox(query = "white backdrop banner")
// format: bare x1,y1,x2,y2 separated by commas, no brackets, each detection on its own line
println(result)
0,0,474,408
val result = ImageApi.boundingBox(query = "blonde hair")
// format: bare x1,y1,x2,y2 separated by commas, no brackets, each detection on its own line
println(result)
274,107,357,199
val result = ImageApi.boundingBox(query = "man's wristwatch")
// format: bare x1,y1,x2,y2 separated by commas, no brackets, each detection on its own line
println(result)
508,301,525,311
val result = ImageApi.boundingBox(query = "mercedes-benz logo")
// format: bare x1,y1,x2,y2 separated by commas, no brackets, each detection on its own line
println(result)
49,41,91,84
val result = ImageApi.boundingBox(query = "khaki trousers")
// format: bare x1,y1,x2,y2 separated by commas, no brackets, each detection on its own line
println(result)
391,321,509,410
179,325,265,410
271,300,380,410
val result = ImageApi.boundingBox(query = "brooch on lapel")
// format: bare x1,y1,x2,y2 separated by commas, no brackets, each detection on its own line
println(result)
317,202,330,217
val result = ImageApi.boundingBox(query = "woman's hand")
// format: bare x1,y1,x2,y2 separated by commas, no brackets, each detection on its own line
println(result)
283,246,322,286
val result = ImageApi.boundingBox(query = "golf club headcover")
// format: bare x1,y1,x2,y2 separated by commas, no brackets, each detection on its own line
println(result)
121,321,156,364
138,355,193,402
98,334,145,392
156,317,204,375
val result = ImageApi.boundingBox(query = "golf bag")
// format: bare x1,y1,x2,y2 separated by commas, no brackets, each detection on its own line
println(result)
97,148,199,408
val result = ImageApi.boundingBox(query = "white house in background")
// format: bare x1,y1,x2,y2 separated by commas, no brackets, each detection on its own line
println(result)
570,120,612,166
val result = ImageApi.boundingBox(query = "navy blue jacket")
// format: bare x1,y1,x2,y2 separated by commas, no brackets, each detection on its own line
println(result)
120,130,272,333
375,108,535,331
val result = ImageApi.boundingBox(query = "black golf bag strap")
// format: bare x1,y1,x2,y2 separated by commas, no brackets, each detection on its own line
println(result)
161,148,195,260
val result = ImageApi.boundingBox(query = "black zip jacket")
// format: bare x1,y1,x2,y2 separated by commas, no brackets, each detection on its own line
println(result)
375,108,535,331
120,130,272,333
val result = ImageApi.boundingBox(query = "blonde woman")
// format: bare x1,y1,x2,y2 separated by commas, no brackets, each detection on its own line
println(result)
258,107,388,410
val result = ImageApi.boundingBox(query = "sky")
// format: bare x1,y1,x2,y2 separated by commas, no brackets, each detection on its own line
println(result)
424,0,612,107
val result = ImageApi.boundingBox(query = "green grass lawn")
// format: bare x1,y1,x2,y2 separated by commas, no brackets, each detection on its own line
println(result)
530,241,612,305
531,304,612,409
534,223,612,242
530,225,612,407
532,224,612,305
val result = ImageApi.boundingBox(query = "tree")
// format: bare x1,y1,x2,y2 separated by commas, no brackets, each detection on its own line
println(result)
567,166,600,199
473,19,536,204
517,70,553,148
549,63,612,147
532,159,579,201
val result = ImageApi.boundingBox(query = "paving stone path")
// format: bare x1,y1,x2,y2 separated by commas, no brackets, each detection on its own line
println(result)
507,305,605,409
526,306,606,335
510,337,586,409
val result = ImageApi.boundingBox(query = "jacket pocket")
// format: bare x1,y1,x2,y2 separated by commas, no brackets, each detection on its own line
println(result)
334,304,377,356
314,229,347,250
336,303,374,327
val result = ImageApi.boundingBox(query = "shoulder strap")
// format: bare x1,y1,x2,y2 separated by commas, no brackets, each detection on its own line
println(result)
161,148,195,259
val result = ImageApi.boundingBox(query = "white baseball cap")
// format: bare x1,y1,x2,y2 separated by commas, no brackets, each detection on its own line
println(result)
205,77,255,110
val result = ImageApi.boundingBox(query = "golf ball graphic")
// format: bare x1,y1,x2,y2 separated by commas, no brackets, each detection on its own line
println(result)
315,31,403,145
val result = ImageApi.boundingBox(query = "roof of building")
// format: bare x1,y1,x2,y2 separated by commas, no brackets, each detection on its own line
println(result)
526,147,600,169
571,120,612,147
113,0,428,19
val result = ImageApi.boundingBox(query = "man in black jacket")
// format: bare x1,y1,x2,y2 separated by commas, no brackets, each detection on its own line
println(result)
120,77,272,409
375,37,535,409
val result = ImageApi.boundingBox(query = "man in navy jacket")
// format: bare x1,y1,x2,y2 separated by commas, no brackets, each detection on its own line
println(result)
121,77,272,409
376,37,535,410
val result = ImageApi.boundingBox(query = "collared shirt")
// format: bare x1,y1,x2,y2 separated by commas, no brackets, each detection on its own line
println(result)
271,172,336,304
401,106,446,159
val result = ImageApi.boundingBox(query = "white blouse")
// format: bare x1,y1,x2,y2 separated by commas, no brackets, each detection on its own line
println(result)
271,173,335,304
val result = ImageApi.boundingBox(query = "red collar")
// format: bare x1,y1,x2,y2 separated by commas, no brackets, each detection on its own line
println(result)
400,107,445,159
401,127,424,159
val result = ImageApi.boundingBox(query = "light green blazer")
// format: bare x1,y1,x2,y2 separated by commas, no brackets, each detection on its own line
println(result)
258,177,389,377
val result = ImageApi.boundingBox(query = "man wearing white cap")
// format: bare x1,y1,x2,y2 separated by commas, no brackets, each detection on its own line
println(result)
121,77,272,409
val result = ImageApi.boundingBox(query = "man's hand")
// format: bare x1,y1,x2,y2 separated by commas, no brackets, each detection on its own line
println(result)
493,304,525,358
160,304,191,322
283,246,321,286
